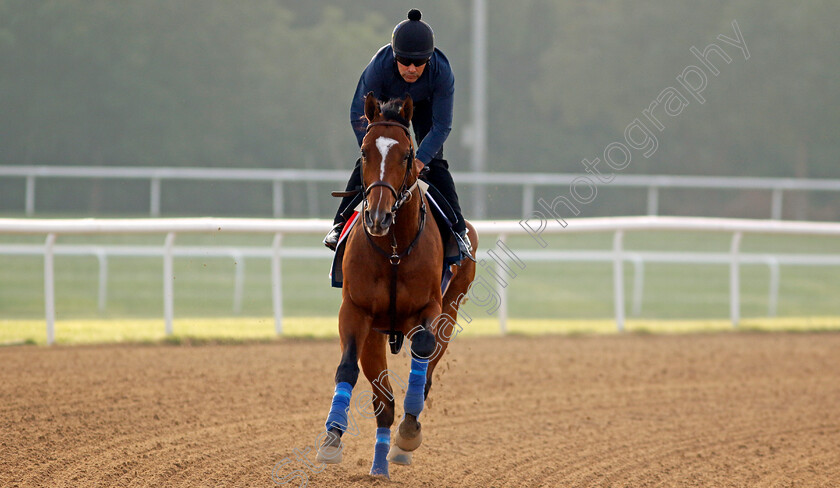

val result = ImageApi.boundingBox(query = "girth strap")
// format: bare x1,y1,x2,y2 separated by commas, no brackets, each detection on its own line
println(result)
387,260,404,355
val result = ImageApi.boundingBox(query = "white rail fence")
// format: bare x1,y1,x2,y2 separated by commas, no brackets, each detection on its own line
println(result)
4,244,839,331
4,165,840,219
3,216,840,344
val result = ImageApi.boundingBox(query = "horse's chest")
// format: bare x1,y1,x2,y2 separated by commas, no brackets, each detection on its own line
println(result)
344,261,438,315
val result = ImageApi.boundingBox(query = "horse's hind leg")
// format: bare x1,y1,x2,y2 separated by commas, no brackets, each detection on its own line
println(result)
432,221,478,384
428,223,476,387
393,223,478,463
390,312,439,465
359,331,396,478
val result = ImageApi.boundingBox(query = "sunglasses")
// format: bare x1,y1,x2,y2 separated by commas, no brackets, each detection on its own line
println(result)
395,56,430,67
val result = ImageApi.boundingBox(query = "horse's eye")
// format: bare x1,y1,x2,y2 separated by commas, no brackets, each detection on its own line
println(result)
360,149,367,160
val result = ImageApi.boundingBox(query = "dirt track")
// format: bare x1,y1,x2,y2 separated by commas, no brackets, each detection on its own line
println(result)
2,333,839,487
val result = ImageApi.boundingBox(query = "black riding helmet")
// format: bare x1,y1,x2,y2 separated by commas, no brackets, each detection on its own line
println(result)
391,9,434,62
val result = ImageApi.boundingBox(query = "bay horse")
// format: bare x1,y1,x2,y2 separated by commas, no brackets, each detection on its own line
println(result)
315,93,477,479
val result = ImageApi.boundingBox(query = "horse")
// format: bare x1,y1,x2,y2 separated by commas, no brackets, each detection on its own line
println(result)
315,93,477,479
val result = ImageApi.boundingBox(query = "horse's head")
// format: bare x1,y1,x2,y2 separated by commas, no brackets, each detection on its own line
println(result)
360,92,422,237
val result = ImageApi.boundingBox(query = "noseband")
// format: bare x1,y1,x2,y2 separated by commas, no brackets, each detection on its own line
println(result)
361,119,426,263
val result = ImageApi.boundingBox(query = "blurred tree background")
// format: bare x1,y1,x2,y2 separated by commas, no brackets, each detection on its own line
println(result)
0,0,837,218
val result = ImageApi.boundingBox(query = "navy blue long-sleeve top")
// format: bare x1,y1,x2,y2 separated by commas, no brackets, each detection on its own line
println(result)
350,45,454,165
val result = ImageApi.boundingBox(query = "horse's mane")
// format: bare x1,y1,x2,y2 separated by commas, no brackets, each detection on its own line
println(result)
378,98,410,127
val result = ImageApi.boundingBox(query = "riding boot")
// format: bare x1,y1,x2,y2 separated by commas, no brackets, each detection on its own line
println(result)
324,159,363,251
422,159,473,259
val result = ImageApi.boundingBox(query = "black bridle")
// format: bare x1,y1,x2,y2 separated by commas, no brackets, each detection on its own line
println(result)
362,121,417,217
362,120,427,354
359,120,425,264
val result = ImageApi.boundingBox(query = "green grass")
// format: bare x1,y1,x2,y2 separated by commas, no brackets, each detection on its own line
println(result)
1,230,838,322
0,317,330,345
3,316,839,346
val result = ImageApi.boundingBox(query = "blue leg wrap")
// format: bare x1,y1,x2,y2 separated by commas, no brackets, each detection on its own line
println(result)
325,382,353,432
404,357,428,417
370,427,390,477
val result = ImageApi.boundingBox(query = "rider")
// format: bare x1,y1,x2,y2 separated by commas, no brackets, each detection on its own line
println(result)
324,8,470,256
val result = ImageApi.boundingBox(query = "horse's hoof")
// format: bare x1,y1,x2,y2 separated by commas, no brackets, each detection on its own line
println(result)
388,444,414,465
315,445,342,464
394,428,422,452
369,462,390,479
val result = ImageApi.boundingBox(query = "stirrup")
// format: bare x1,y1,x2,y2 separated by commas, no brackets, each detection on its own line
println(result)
323,223,344,251
456,230,475,262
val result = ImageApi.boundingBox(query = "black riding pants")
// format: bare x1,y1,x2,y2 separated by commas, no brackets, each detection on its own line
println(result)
333,158,465,234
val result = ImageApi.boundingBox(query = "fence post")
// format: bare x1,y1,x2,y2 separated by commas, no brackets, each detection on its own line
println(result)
44,233,57,345
150,178,162,217
231,250,245,315
163,232,176,335
273,181,284,217
630,254,645,316
521,184,534,218
95,248,108,313
613,231,626,331
729,232,743,327
26,176,36,216
766,256,780,317
771,188,784,220
272,233,284,335
646,186,659,216
497,234,508,334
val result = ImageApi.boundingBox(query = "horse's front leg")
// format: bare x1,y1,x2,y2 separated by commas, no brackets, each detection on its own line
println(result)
389,304,441,465
359,331,395,478
316,302,370,464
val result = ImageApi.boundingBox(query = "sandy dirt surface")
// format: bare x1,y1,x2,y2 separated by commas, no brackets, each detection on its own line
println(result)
2,333,839,487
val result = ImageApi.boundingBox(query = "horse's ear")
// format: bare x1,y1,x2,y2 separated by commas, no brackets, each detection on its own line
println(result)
364,92,380,122
401,95,414,123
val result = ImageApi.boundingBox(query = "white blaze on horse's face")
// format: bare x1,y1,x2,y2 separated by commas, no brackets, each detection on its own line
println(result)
375,137,399,180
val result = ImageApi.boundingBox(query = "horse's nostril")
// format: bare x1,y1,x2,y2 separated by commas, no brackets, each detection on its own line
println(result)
364,210,374,228
382,213,394,227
